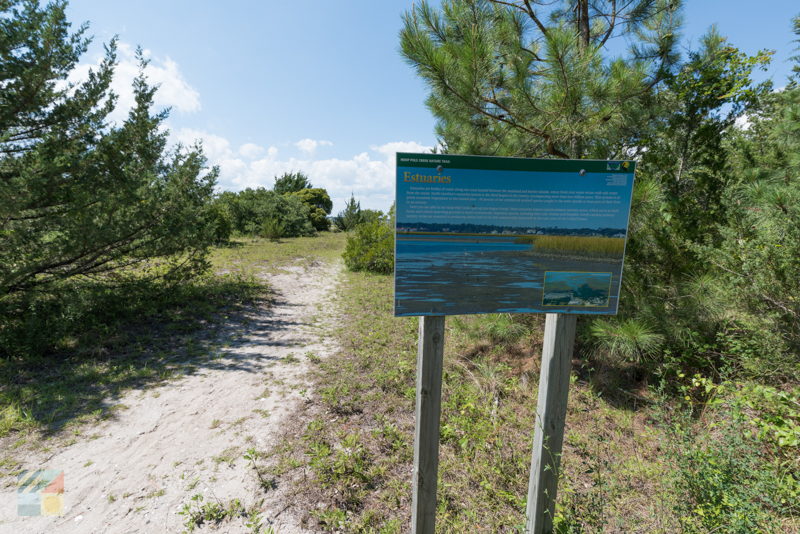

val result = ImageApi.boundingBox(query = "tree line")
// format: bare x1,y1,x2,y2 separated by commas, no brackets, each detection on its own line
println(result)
215,171,333,239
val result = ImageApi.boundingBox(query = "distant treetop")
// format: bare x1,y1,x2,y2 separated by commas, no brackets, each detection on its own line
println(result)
273,171,312,194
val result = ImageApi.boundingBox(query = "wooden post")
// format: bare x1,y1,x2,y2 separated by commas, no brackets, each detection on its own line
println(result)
412,315,446,534
525,313,577,534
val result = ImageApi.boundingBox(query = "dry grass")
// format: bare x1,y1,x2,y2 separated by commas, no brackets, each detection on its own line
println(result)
516,235,626,258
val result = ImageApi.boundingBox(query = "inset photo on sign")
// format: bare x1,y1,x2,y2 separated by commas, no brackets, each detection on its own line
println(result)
542,271,612,307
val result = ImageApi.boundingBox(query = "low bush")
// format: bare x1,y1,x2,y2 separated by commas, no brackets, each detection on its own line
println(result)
216,188,314,237
342,220,394,274
671,414,788,533
668,380,800,533
260,216,285,241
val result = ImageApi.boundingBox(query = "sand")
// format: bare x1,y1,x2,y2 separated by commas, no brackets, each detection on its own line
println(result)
1,259,342,534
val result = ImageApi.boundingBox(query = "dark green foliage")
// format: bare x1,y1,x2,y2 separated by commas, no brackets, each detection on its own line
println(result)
625,20,799,380
291,187,333,231
205,201,234,244
273,171,311,194
402,3,799,386
359,209,383,226
215,188,313,238
637,30,772,244
0,0,220,299
668,386,798,534
217,179,332,236
591,34,779,379
342,220,394,275
333,194,364,231
700,54,800,378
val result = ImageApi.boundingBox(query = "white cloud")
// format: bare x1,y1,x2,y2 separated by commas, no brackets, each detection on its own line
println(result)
734,113,752,130
371,141,431,159
67,42,200,124
238,143,266,159
177,129,431,212
294,138,333,155
64,41,432,213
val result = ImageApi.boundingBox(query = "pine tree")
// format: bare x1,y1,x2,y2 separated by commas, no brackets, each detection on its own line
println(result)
705,16,800,369
400,0,682,158
334,195,363,231
0,0,220,297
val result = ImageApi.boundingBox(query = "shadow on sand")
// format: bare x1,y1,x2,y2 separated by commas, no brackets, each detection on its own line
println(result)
0,281,307,440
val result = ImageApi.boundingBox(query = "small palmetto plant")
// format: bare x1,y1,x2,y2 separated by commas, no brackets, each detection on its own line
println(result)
261,217,285,241
590,318,665,364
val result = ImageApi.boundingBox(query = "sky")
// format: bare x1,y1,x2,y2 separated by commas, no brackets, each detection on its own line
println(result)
64,1,800,213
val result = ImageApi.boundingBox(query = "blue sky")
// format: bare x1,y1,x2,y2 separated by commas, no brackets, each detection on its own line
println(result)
65,1,800,213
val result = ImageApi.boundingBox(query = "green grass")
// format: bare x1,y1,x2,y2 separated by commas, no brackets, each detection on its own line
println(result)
0,232,346,459
261,254,798,533
210,233,346,276
260,269,553,530
0,273,263,446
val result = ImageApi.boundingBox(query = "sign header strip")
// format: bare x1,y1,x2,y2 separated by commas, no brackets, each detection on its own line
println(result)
396,152,636,174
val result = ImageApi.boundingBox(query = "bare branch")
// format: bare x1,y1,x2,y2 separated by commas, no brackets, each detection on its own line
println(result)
598,0,617,47
522,0,550,36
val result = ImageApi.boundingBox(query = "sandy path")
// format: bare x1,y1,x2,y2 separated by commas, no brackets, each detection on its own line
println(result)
1,259,341,534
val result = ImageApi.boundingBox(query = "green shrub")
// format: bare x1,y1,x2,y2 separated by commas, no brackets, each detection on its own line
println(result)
673,425,783,533
206,201,234,244
260,217,285,241
216,188,314,237
342,220,394,274
334,195,364,231
669,386,799,533
589,318,665,364
291,188,333,231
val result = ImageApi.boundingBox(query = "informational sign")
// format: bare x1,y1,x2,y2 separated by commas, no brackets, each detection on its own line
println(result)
394,153,635,316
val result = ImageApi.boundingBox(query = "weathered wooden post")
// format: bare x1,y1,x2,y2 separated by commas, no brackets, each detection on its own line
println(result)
411,315,446,534
525,313,577,533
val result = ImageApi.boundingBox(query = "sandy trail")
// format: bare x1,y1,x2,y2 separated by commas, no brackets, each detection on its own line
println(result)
1,259,341,534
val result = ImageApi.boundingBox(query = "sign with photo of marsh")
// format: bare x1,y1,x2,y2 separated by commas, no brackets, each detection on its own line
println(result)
394,153,635,316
